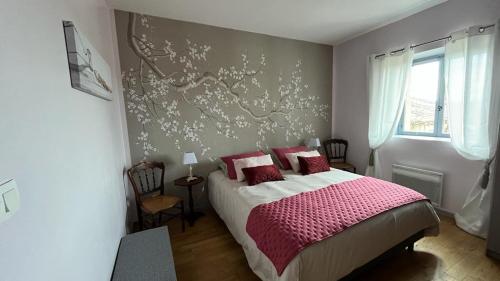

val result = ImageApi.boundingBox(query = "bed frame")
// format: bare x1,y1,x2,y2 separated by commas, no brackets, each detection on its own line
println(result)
207,169,436,281
340,230,424,280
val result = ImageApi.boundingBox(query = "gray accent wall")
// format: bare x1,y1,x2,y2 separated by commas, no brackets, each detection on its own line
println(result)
114,10,332,202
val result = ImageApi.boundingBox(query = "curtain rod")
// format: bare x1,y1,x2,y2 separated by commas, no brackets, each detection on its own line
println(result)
374,24,496,59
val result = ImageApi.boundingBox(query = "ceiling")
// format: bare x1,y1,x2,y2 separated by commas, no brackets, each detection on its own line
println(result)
108,0,447,45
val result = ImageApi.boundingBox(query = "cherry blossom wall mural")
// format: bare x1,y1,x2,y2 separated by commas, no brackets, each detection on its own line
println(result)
114,11,332,178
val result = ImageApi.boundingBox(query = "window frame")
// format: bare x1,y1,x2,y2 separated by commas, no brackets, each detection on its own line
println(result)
397,54,450,138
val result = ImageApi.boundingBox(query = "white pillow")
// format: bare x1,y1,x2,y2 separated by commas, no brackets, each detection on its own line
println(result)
219,162,228,177
285,150,320,173
233,154,274,182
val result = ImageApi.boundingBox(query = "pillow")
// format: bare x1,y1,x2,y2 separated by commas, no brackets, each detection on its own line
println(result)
233,154,274,182
242,164,284,186
298,155,331,175
218,162,228,177
220,151,265,180
285,150,321,173
272,146,308,170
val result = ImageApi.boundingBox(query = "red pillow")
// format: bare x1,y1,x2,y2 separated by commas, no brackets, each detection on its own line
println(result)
242,164,284,186
297,155,331,175
220,151,265,179
272,146,307,170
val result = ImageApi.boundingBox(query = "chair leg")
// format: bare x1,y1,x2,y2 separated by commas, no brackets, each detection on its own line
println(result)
181,201,186,232
138,208,144,231
353,167,357,174
158,212,163,226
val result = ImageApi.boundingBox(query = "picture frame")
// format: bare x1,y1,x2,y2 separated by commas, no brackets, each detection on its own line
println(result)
63,20,112,101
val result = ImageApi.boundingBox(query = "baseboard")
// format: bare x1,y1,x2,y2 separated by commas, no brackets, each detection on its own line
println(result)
434,206,455,220
486,249,500,261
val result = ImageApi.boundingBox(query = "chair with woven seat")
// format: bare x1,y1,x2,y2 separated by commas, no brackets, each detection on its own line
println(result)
127,161,185,231
323,139,356,173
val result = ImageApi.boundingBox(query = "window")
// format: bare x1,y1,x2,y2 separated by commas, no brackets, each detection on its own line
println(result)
397,54,449,138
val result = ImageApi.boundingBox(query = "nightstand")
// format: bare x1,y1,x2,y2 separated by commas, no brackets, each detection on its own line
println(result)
174,176,204,226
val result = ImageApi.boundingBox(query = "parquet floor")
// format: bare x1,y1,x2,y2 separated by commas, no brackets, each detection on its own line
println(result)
166,209,500,281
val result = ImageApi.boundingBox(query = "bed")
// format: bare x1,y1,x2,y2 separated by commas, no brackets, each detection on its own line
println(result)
208,168,440,281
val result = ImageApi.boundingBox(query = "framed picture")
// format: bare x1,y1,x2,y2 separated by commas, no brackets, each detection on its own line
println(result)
63,20,112,100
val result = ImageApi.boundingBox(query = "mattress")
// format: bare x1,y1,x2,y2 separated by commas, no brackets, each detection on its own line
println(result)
208,168,440,281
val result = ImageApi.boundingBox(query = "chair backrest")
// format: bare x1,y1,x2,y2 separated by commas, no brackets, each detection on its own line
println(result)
127,161,165,202
323,139,348,163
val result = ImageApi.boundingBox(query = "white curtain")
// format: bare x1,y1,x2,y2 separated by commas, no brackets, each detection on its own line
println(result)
366,49,414,177
445,21,500,238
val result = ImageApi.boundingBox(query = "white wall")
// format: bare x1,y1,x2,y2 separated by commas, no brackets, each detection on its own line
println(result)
0,0,128,280
333,0,500,213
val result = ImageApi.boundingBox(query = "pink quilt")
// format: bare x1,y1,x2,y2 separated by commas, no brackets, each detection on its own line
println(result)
246,176,428,275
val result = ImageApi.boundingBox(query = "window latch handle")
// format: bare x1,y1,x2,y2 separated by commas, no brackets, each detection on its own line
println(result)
437,105,443,112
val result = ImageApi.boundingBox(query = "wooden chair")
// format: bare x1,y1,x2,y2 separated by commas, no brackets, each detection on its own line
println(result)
127,161,185,231
323,139,356,173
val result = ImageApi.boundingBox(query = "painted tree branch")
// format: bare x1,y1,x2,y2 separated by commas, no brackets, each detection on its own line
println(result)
123,12,328,159
128,13,166,78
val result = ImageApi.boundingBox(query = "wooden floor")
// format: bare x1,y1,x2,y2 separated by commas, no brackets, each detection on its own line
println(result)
166,209,500,281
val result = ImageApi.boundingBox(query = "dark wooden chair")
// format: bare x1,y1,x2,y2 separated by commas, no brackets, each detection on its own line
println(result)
323,139,356,173
127,161,185,231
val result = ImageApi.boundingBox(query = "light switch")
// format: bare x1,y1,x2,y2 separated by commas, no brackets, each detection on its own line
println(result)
0,179,20,223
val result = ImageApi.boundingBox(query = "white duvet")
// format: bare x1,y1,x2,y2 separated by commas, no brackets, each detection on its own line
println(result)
208,168,440,281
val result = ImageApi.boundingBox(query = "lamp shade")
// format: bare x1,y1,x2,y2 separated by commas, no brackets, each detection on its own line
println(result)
183,152,198,165
307,138,321,148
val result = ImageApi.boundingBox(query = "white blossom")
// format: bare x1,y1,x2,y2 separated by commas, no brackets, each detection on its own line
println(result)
123,14,329,160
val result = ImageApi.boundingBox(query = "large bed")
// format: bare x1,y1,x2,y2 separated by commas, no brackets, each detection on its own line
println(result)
208,168,440,281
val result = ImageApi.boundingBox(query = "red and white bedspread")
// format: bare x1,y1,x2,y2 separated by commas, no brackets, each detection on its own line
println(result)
208,168,440,281
246,177,428,275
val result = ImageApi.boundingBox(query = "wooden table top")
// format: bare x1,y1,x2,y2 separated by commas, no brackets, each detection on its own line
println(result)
174,176,204,186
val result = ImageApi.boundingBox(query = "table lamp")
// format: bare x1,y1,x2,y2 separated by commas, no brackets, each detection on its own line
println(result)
307,137,321,150
183,152,198,182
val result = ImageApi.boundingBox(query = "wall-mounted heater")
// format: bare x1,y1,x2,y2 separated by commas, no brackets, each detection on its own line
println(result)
392,164,443,207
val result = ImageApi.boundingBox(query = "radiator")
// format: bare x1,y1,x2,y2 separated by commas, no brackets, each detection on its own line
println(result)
392,164,443,207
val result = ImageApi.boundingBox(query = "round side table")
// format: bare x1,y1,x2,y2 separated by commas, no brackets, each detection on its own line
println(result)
174,176,204,226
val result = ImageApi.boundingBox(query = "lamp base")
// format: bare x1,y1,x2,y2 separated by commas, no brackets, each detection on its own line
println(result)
186,176,197,182
186,165,197,182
